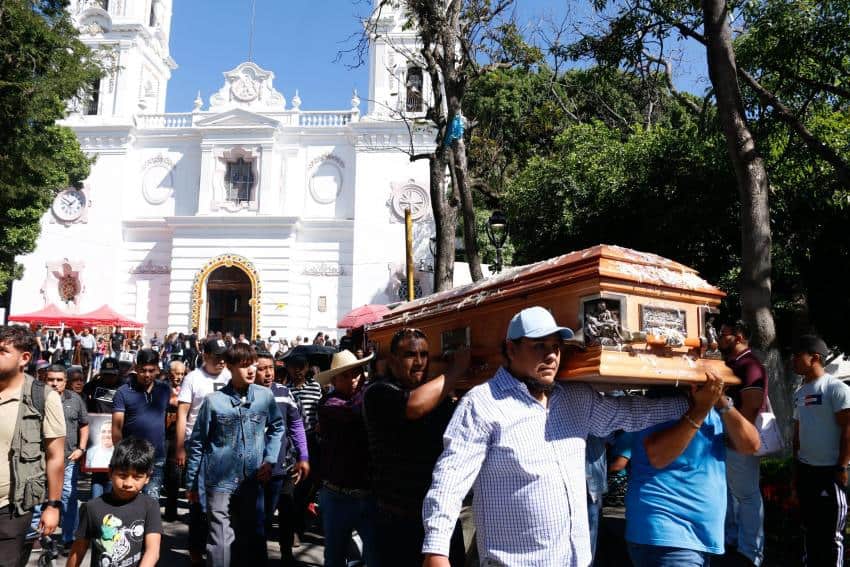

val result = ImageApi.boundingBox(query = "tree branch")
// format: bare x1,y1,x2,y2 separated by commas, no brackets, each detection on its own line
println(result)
642,51,701,114
737,67,850,187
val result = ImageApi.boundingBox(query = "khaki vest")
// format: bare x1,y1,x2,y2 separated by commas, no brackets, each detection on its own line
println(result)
10,375,46,515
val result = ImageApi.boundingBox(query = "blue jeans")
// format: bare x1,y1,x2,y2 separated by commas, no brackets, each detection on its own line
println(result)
628,542,712,567
587,490,603,564
319,487,378,567
725,449,764,565
90,472,112,499
143,460,165,502
61,461,80,544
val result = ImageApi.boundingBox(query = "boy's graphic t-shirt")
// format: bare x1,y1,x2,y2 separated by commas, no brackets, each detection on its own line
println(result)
76,492,162,567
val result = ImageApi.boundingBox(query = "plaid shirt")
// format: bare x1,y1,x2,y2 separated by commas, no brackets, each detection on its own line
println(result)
422,367,689,566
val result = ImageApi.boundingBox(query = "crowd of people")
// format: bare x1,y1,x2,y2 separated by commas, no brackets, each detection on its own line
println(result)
0,309,847,567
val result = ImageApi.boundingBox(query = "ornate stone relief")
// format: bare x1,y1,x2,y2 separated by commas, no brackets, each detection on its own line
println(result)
209,62,286,112
302,263,345,277
129,260,170,275
308,154,345,205
388,180,429,223
141,155,175,205
44,259,85,306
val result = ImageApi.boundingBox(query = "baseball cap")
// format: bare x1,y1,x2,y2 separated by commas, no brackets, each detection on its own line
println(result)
100,357,119,374
35,360,50,370
793,334,830,359
203,338,228,356
506,306,574,341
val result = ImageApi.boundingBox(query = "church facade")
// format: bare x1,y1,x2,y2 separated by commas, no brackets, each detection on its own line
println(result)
12,0,442,340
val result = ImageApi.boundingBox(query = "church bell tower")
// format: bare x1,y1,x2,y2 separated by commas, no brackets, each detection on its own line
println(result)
366,1,428,118
69,0,177,118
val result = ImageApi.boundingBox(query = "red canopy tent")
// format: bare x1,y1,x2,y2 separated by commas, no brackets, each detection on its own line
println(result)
76,305,143,329
7,303,85,327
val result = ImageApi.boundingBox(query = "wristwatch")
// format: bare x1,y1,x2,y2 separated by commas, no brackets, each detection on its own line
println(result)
835,465,849,472
44,500,62,509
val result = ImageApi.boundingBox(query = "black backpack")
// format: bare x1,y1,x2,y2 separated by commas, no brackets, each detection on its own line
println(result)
29,376,47,418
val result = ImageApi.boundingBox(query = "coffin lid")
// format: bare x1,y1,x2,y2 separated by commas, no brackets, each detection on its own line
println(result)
370,245,725,330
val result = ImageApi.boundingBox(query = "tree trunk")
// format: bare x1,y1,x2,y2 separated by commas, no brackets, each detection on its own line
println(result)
429,153,456,292
449,135,485,281
702,0,777,351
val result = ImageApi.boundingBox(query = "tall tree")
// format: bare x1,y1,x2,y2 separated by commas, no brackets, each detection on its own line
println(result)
0,0,102,294
363,0,533,288
702,0,776,352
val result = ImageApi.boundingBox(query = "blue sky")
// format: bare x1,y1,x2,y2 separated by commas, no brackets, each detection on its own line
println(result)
165,0,709,113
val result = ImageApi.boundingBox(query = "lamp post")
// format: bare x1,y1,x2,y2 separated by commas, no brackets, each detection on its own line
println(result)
485,210,508,273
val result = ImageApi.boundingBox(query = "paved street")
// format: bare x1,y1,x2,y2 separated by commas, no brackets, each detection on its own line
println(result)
28,508,326,566
26,476,326,567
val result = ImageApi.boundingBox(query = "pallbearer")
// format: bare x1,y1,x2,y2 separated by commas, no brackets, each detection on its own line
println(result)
421,306,695,567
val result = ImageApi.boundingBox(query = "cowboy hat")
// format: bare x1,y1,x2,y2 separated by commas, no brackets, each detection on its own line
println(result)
315,350,375,386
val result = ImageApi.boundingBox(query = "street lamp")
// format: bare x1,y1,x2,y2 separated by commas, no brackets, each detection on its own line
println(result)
485,210,509,273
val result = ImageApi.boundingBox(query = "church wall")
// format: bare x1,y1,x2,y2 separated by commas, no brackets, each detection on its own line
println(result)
127,142,199,219
349,144,431,306
11,147,130,316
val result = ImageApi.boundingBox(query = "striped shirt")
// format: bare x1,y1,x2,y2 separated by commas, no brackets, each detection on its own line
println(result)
289,378,322,433
422,367,689,566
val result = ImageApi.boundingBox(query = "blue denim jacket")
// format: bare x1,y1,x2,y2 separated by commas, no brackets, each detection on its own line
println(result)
185,382,284,494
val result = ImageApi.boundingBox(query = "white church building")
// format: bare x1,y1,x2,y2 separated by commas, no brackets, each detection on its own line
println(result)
11,0,443,340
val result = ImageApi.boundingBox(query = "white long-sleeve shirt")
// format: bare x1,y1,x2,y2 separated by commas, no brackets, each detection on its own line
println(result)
422,367,689,566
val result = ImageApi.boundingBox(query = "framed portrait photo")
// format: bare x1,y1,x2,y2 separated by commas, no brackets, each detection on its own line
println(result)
82,413,114,473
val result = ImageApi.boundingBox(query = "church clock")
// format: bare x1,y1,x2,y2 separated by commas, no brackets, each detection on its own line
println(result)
52,189,87,223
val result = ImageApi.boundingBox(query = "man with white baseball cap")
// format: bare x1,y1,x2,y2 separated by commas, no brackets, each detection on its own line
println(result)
422,306,693,567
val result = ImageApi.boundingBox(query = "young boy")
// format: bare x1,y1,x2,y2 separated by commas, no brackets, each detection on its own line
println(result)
67,438,162,567
185,343,284,566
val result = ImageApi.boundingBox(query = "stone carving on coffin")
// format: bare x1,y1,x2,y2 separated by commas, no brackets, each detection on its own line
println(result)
209,62,286,113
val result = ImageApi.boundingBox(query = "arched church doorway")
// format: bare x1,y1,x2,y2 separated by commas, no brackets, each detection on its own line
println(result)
206,266,252,337
190,254,261,339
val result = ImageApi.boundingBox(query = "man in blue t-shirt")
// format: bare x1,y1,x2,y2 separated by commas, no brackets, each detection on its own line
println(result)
112,349,171,500
625,371,760,567
792,334,850,567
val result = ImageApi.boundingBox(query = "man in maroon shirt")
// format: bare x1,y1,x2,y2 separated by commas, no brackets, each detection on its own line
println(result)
719,320,767,566
315,350,376,567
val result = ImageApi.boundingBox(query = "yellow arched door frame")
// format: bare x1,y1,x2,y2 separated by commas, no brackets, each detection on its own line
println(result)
191,254,261,338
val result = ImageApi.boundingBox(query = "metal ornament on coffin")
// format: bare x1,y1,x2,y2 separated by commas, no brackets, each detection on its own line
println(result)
699,307,722,359
574,296,632,347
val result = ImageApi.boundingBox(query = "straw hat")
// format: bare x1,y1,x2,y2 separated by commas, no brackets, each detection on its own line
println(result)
315,350,374,386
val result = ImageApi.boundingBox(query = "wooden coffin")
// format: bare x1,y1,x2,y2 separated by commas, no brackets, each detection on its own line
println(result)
366,245,737,387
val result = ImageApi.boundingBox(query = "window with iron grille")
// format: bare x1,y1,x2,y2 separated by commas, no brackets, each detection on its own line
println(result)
225,158,255,202
406,67,423,112
85,78,101,115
